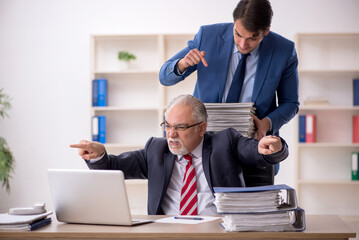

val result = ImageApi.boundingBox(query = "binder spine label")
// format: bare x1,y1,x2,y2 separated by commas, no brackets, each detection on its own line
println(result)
92,116,99,142
305,114,316,143
352,152,359,180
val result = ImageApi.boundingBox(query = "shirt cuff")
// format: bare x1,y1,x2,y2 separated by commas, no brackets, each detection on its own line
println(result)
88,152,105,163
175,59,187,76
265,117,272,132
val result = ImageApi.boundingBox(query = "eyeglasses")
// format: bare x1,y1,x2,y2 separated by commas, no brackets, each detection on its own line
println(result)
160,121,203,131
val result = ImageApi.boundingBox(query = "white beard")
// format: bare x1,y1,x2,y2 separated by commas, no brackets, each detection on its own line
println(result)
167,138,189,155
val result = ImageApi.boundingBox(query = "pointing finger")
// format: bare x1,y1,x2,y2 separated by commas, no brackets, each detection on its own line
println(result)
200,51,208,67
69,143,84,149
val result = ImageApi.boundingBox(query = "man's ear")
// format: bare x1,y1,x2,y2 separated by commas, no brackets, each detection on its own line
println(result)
264,26,270,36
199,122,207,137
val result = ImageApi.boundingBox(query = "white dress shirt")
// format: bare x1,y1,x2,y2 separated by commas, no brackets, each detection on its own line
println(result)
161,139,218,215
222,42,260,103
221,42,272,130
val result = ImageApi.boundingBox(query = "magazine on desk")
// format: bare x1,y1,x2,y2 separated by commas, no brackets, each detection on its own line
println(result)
213,184,306,232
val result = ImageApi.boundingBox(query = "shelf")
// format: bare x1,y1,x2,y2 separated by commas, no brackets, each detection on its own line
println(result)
104,143,146,155
90,33,197,156
294,33,359,216
298,180,359,185
296,32,359,37
92,34,158,39
104,143,144,149
299,69,359,74
93,70,158,74
299,106,359,111
298,143,359,148
92,106,158,111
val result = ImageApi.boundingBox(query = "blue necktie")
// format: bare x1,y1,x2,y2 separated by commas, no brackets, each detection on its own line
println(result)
226,53,250,103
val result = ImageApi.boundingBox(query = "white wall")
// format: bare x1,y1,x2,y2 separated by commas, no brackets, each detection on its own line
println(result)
0,0,358,212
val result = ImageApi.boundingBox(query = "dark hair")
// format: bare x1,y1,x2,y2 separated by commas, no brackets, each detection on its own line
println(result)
233,0,273,32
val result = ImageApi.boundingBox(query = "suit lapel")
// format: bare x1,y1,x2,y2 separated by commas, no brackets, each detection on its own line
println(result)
202,134,213,193
156,152,176,213
252,33,274,103
163,152,175,192
217,26,234,102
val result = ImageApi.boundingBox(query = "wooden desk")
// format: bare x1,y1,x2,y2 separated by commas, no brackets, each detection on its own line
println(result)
0,215,356,240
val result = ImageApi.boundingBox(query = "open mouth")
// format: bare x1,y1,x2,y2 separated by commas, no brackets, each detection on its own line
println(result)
168,138,182,149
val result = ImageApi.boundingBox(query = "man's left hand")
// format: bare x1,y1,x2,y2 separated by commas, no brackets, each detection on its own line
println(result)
258,135,282,155
252,115,270,140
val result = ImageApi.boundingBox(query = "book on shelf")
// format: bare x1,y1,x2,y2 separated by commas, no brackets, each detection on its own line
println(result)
302,96,329,106
92,115,106,144
0,211,52,231
305,114,316,143
298,115,306,143
92,78,107,107
298,114,316,143
92,79,98,106
354,78,359,106
204,102,256,138
213,184,306,232
352,152,359,181
353,115,359,143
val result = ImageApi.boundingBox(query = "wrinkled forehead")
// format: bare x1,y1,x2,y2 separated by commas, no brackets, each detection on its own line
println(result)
165,103,195,124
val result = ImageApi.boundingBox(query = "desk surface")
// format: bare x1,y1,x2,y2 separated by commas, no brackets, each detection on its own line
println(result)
0,215,356,240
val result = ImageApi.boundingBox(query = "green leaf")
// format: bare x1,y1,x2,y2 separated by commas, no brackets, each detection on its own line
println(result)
118,51,136,61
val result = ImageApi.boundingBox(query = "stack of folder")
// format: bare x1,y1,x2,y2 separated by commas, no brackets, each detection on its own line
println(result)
204,102,256,138
213,184,306,232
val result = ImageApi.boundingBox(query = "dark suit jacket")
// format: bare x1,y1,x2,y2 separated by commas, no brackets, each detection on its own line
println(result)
159,23,299,135
86,128,288,215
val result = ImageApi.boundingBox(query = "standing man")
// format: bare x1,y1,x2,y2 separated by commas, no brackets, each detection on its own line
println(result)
159,0,299,140
71,94,288,215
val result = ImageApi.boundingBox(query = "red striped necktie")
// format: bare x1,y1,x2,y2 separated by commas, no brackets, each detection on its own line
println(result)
179,154,198,215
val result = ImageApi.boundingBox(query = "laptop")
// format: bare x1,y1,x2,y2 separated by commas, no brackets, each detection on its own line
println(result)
47,169,153,226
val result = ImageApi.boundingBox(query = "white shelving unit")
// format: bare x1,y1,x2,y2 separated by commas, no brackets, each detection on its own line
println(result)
90,34,196,214
90,34,196,154
294,33,359,216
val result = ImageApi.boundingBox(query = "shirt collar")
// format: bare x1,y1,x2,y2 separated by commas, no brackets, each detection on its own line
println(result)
177,138,204,162
232,42,260,57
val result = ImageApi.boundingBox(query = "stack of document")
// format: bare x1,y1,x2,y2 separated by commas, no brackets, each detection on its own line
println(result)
0,211,52,231
204,102,256,138
213,184,306,232
214,189,282,213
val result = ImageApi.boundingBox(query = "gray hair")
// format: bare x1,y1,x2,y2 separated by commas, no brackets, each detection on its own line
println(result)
164,94,208,123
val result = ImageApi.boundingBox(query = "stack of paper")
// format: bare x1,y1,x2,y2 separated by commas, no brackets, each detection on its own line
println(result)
204,102,256,138
213,184,306,232
214,190,282,213
0,211,52,231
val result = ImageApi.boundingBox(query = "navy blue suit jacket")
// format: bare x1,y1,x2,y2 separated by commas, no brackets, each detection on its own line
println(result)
86,128,288,215
159,23,299,135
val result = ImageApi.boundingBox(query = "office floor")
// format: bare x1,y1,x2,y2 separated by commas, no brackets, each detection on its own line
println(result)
341,216,359,240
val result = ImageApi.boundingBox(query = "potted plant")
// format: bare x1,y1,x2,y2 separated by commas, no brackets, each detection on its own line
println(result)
118,51,136,70
0,88,14,193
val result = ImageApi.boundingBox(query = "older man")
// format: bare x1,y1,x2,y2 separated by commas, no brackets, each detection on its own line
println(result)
70,94,288,215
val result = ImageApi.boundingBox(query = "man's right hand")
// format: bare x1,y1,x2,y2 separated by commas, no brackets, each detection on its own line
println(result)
70,140,105,161
177,49,208,73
